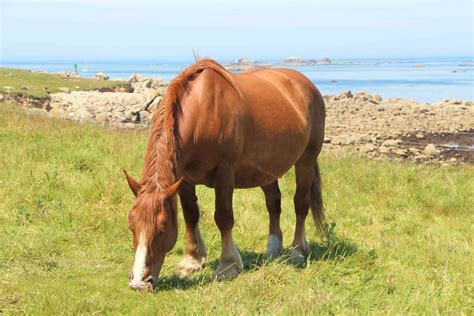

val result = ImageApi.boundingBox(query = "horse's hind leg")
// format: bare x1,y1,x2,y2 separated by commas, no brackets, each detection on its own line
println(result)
290,150,317,265
177,181,206,276
261,181,283,257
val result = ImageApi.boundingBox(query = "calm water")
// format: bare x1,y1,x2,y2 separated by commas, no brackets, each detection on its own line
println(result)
2,58,473,103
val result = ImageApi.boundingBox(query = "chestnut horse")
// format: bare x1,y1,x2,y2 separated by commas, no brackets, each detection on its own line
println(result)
124,59,325,290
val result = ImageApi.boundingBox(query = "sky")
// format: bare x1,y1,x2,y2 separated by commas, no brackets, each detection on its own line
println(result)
0,0,473,62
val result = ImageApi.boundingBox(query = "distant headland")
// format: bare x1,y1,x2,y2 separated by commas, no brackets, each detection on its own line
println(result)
224,57,354,70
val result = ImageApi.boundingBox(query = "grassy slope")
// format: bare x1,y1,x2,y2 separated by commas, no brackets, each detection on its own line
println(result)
0,102,472,314
0,68,124,98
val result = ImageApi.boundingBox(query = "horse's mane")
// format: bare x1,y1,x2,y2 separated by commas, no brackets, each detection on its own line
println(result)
135,59,241,245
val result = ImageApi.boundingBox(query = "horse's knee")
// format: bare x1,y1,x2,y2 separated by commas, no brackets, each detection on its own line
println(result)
214,210,234,232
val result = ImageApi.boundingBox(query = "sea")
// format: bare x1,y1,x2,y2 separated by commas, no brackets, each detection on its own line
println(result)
2,57,473,103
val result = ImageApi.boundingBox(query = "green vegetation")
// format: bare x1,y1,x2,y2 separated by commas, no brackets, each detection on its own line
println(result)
0,102,472,314
0,68,124,98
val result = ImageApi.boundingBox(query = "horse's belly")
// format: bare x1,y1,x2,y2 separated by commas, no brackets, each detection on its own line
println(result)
233,136,307,188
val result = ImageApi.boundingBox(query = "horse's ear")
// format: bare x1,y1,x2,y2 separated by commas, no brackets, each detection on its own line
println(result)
123,170,141,197
162,177,184,199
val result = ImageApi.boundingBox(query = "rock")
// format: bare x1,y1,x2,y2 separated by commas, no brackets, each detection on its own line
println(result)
392,148,408,157
129,74,146,82
358,135,372,143
382,139,401,146
323,137,331,144
379,146,391,154
423,144,440,156
95,113,108,122
320,57,332,64
97,87,114,92
139,111,151,122
339,90,353,99
5,73,13,77
0,94,4,102
414,154,429,162
360,143,376,153
20,85,29,90
2,86,13,91
75,109,93,121
94,72,109,80
58,87,71,93
235,58,254,65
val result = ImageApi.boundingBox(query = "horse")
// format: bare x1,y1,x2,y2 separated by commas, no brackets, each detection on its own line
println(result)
124,59,326,290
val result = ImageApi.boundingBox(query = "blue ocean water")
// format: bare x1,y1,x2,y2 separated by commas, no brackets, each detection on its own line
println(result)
2,57,473,103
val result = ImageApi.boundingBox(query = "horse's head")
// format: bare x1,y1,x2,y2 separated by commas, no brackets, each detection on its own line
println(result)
124,171,183,290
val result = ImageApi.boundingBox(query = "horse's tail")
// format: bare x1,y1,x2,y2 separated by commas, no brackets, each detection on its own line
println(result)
310,160,325,234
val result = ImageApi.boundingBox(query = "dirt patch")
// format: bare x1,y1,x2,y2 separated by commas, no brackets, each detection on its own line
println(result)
400,130,474,164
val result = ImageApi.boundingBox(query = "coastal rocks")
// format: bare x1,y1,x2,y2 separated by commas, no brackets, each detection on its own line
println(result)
94,72,109,80
128,74,166,95
12,80,473,164
323,90,474,164
48,91,152,127
14,75,168,128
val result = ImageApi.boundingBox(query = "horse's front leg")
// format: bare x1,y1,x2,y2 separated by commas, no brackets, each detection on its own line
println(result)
213,163,243,280
177,181,206,276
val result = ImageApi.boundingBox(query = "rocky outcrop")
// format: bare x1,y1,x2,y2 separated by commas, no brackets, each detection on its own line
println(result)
13,75,167,129
5,81,473,164
323,91,473,164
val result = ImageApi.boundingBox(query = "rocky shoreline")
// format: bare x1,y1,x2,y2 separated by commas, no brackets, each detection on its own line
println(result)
1,76,473,165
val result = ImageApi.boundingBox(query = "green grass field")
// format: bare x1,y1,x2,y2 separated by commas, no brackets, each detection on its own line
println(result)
0,102,472,314
0,68,124,98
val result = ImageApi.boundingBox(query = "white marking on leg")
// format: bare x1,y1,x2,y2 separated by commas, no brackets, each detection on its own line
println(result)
215,234,243,280
266,234,283,257
131,231,147,285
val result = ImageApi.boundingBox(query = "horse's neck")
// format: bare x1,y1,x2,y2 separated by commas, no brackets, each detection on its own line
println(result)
141,129,177,192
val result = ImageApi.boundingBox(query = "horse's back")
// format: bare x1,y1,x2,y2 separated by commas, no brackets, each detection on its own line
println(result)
178,66,325,188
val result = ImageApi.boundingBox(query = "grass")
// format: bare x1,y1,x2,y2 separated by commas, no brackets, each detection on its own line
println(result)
0,101,473,314
0,68,124,98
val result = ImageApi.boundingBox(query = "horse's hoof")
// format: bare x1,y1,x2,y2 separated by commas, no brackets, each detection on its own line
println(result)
214,262,242,281
287,248,307,266
265,235,283,258
177,255,205,276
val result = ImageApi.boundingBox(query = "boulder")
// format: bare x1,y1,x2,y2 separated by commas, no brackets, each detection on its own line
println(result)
139,111,151,122
129,74,146,82
423,144,440,156
58,87,71,93
94,72,109,80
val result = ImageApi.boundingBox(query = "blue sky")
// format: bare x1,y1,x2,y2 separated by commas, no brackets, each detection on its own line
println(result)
1,0,473,62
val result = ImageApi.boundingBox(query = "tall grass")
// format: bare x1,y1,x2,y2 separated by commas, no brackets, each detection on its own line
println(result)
0,102,472,314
